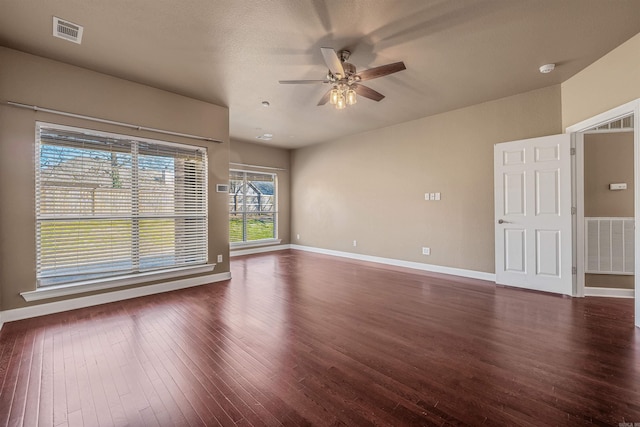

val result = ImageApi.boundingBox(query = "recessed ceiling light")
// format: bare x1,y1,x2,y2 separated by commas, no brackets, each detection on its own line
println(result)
539,63,555,74
261,101,270,107
256,133,273,141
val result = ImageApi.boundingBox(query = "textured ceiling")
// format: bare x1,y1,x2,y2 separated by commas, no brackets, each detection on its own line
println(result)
1,0,640,148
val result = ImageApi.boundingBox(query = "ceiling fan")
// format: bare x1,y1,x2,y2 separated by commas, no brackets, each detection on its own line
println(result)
279,47,406,109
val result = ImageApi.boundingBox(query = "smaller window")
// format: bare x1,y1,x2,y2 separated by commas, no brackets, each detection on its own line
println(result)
229,171,277,243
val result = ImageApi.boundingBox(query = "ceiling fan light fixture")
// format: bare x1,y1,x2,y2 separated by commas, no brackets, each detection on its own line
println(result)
330,88,340,105
346,89,357,105
336,95,346,110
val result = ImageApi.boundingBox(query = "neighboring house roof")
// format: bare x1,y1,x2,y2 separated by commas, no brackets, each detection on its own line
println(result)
251,182,274,196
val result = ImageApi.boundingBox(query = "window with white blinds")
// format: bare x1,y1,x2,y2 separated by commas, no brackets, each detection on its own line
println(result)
229,170,276,243
36,123,208,287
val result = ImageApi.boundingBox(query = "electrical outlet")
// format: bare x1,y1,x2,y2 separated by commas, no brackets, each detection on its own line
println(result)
296,234,300,240
353,240,357,247
217,254,223,263
422,247,430,255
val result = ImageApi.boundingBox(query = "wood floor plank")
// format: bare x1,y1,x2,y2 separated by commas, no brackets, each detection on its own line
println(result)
1,250,639,425
52,330,68,426
7,327,36,426
23,328,46,427
0,331,20,426
38,329,54,427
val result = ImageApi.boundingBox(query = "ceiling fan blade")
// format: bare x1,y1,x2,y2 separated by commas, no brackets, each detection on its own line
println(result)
317,90,331,106
353,84,385,102
357,62,406,81
320,47,345,78
279,80,330,84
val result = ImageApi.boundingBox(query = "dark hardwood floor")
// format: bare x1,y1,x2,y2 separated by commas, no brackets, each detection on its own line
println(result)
1,250,639,426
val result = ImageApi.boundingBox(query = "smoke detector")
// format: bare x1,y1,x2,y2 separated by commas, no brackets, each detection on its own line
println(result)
539,63,555,74
53,17,83,44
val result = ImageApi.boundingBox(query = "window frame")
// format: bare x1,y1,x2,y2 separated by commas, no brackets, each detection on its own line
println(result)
35,122,210,288
229,169,279,246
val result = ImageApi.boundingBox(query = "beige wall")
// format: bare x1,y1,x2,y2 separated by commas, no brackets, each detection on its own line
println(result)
584,132,634,217
291,86,562,273
562,32,640,129
0,47,229,311
229,140,291,246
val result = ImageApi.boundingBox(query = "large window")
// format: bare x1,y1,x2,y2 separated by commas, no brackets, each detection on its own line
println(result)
229,170,277,243
36,123,208,286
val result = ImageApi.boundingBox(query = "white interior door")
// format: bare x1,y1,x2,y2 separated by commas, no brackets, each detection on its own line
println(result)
494,134,573,295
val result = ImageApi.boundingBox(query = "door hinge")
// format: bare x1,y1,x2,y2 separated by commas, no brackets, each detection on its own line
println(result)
570,147,576,155
571,207,577,215
572,267,577,275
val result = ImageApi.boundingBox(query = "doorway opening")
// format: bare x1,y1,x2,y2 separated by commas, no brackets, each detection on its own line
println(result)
568,99,639,328
580,116,634,298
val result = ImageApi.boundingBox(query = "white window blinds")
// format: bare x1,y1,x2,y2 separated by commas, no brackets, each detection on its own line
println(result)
36,123,208,286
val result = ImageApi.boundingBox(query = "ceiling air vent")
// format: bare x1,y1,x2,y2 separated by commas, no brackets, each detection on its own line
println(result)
53,17,83,44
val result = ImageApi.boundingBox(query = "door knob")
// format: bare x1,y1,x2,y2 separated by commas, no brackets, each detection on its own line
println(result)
498,219,510,224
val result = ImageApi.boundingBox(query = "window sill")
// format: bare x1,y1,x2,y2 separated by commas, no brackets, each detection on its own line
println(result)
230,239,282,250
22,264,216,302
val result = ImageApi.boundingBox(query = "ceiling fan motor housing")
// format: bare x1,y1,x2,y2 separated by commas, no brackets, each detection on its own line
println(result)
342,62,356,76
328,62,357,82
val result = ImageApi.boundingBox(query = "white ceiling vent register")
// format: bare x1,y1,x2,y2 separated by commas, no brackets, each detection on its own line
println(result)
52,17,83,44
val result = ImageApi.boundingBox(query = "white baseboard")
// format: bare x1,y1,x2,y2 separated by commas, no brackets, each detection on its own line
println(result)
289,244,496,282
231,244,292,257
584,287,635,298
0,272,231,329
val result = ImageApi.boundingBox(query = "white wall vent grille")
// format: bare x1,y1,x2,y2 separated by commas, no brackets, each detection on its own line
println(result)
588,114,634,132
585,217,634,275
53,17,83,44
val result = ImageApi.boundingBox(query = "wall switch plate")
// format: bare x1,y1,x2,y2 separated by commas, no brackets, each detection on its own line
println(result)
353,240,357,247
609,183,627,190
217,254,223,263
435,192,441,201
430,193,436,200
425,193,430,201
422,247,430,255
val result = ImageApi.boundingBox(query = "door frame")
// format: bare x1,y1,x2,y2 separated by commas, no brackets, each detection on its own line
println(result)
566,99,640,328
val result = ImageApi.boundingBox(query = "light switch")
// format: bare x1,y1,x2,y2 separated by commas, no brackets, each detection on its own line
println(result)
434,192,441,201
610,183,627,190
430,193,436,200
